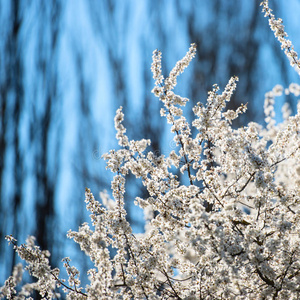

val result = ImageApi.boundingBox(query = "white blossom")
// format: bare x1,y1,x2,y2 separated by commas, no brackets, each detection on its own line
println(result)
2,4,300,299
260,0,300,76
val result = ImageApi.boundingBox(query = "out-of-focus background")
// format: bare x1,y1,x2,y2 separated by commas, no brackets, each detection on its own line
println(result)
1,0,300,288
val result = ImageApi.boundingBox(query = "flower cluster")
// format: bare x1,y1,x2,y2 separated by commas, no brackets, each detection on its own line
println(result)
1,236,61,299
260,0,300,76
2,3,300,299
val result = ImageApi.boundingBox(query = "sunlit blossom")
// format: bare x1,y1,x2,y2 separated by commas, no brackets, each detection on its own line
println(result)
2,3,300,299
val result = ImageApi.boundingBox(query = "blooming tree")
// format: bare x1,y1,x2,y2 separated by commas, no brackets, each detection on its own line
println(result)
2,1,300,299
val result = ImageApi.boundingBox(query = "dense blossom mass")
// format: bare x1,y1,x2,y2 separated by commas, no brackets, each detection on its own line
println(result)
2,1,300,299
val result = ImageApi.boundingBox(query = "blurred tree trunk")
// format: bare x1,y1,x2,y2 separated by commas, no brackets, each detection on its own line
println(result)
0,0,25,276
0,0,63,284
32,0,62,266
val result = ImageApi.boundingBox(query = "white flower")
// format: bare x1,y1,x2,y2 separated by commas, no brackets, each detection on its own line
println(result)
4,12,300,298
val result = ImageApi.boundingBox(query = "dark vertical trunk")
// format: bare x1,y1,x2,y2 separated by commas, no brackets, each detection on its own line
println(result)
33,1,61,265
10,0,24,275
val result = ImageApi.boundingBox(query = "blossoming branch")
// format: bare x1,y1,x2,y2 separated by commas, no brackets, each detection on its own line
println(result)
2,2,300,299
